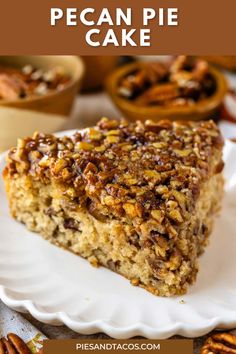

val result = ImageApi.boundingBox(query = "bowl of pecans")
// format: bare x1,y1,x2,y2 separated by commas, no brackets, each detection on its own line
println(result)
201,56,236,71
0,55,84,151
106,56,228,122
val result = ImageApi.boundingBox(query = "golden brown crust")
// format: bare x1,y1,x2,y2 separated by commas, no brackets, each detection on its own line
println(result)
4,118,223,225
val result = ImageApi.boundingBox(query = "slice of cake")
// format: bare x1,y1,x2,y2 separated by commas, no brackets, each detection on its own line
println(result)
3,118,224,296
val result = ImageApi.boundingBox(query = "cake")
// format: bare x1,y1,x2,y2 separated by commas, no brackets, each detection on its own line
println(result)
3,118,224,296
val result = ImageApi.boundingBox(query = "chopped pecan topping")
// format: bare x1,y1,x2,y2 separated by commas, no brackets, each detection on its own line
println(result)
4,117,223,247
201,333,236,354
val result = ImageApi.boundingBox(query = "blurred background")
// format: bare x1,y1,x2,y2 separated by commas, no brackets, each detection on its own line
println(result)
1,55,236,151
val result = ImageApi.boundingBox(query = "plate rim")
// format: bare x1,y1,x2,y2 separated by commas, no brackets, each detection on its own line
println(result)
1,284,236,339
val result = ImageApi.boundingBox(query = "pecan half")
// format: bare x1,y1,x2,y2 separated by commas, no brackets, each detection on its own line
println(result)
201,332,236,354
0,73,27,100
135,83,179,106
0,333,31,354
0,338,16,354
118,56,216,107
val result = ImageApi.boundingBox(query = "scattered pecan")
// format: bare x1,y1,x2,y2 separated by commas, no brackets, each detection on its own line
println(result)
0,333,31,354
201,332,236,354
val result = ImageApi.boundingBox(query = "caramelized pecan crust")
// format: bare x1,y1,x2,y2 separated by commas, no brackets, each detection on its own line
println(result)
4,118,224,227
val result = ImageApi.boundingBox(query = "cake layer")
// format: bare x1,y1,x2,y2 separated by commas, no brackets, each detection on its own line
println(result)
3,118,224,296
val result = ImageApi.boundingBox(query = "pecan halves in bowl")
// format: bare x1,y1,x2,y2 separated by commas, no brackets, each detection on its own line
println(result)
0,333,31,354
201,332,236,354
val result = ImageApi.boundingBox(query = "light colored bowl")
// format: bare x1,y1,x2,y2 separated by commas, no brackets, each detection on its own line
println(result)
106,61,228,122
0,56,84,151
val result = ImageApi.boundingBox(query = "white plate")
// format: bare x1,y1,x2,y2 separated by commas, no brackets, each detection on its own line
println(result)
0,138,236,339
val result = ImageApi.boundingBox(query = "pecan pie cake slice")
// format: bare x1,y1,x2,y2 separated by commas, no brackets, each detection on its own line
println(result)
3,117,224,296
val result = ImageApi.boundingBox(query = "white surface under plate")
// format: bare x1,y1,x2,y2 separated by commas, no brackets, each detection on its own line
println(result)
0,138,236,339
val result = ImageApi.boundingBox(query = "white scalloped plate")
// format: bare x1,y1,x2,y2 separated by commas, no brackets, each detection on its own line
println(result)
0,137,236,339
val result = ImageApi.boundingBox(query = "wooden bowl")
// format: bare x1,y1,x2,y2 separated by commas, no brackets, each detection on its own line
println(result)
201,56,236,71
106,61,228,122
0,56,84,151
81,56,119,92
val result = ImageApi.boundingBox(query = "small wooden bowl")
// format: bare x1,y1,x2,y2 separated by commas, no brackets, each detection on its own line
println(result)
0,56,84,151
81,56,119,92
201,56,236,71
0,56,84,115
106,61,228,122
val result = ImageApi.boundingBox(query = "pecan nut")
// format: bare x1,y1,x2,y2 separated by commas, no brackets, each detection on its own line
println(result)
118,56,216,108
0,333,31,354
201,332,236,354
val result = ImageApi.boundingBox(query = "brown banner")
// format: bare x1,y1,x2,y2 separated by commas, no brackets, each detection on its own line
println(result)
0,0,235,54
44,339,193,354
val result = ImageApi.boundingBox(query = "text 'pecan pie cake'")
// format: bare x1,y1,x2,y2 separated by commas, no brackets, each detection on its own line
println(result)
3,118,224,296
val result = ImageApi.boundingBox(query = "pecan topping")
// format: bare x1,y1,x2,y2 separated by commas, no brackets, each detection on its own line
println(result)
0,333,31,354
201,333,236,354
4,118,223,242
